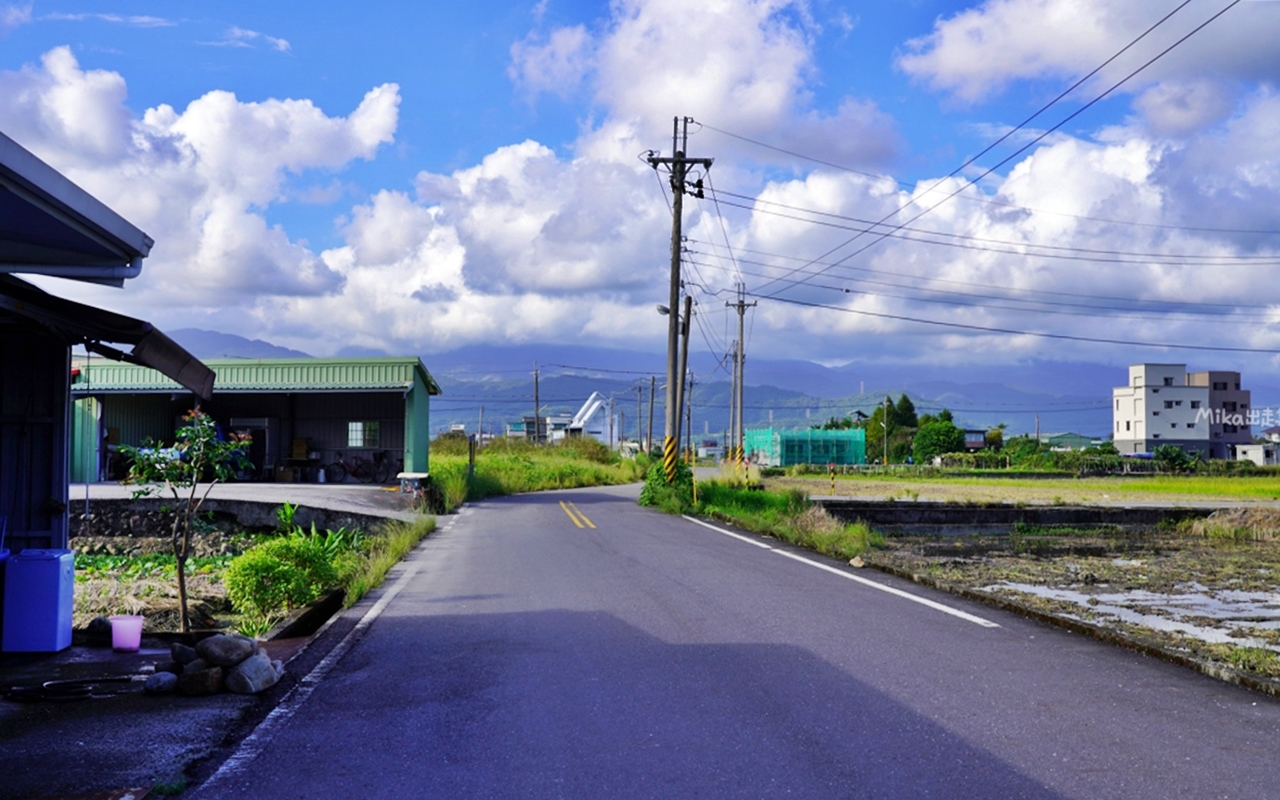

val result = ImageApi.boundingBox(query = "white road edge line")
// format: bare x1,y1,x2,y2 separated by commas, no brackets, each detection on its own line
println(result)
197,552,427,795
683,514,1000,629
682,514,772,548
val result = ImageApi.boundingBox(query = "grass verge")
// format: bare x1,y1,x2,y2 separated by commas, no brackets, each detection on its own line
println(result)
691,480,882,560
342,515,437,607
429,441,647,512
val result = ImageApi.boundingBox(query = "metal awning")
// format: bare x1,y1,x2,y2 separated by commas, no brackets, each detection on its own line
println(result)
0,131,153,287
0,275,213,400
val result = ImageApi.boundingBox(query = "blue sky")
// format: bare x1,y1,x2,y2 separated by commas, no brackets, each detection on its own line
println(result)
5,0,1280,376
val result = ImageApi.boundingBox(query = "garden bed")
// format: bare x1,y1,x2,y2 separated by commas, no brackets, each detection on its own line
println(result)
68,498,435,637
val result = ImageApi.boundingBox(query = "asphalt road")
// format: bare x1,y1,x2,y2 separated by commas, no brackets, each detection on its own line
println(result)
194,485,1280,799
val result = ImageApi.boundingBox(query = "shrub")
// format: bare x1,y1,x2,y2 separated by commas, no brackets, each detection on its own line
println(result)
224,537,338,617
638,460,693,513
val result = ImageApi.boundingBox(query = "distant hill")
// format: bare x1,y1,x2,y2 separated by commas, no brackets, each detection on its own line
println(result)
169,329,312,359
167,331,1280,440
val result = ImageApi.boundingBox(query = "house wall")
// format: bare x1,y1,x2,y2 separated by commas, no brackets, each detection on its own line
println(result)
1113,364,1210,456
1188,371,1252,459
79,390,410,481
0,323,70,551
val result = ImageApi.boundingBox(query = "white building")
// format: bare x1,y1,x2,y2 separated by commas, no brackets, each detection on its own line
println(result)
1237,444,1278,466
1112,364,1251,458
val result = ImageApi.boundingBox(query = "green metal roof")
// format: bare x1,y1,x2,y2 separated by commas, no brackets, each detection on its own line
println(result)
71,356,442,395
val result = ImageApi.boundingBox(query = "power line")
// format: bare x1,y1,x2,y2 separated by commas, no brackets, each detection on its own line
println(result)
749,0,1245,297
683,255,1280,324
755,290,1280,354
699,123,1280,237
708,188,1280,265
692,241,1280,313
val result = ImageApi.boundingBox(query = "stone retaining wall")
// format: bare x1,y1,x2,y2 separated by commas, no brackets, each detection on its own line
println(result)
71,497,395,544
815,499,1214,534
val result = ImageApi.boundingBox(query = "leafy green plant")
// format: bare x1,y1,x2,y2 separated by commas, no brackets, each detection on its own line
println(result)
120,408,252,632
276,502,299,533
638,460,693,513
224,537,338,618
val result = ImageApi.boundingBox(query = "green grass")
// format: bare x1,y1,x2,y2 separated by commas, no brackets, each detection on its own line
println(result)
429,441,646,512
341,516,437,606
695,481,882,560
778,471,1280,505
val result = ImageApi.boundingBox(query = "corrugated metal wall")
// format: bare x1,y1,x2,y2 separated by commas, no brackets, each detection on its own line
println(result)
293,392,404,459
0,327,69,550
102,394,176,449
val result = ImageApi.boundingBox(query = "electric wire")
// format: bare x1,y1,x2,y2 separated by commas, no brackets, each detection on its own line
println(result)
683,254,1280,324
748,0,1245,297
756,290,1280,354
709,188,1280,264
699,241,1280,313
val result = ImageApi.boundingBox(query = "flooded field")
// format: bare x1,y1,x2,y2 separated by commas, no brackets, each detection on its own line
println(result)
867,508,1280,679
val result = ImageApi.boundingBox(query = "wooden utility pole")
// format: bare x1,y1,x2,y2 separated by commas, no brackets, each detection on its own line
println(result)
649,117,712,482
647,376,656,454
532,364,540,444
727,284,756,464
883,396,891,466
675,294,693,456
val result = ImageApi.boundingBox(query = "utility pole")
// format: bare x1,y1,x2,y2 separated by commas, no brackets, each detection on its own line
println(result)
883,395,891,466
635,384,642,448
732,340,742,465
686,372,695,460
478,405,484,446
532,364,540,444
675,294,693,457
727,283,756,465
649,116,712,483
647,376,656,454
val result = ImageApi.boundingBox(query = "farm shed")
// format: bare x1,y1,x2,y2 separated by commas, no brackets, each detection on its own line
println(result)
71,357,441,483
0,131,210,553
744,428,867,468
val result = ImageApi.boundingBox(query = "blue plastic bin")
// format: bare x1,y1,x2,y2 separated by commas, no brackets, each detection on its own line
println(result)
0,548,8,645
2,549,74,652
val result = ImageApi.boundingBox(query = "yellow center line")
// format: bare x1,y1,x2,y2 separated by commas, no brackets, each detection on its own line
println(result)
560,500,584,528
559,500,596,529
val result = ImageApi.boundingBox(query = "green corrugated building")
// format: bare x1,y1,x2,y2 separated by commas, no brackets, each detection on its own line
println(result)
744,428,866,467
70,357,440,483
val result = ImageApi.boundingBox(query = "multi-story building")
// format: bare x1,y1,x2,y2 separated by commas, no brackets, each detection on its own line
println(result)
1187,371,1252,459
1112,364,1251,458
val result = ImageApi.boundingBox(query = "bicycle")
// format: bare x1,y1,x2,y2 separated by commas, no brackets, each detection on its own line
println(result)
324,452,391,484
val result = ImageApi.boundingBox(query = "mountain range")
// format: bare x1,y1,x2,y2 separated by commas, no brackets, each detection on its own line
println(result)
168,329,1280,439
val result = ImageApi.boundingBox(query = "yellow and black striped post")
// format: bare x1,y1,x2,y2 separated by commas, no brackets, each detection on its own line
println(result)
663,436,678,484
829,462,836,494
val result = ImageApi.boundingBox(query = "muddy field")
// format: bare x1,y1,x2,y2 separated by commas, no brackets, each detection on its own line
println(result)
865,508,1280,680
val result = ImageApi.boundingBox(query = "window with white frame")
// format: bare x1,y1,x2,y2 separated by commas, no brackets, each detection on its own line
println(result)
347,421,381,448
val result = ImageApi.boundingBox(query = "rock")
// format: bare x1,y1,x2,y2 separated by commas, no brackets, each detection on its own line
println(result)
145,672,178,694
849,557,865,568
157,660,183,676
185,658,210,673
225,650,280,695
177,666,224,696
271,660,284,679
85,616,113,645
195,634,257,667
171,642,199,665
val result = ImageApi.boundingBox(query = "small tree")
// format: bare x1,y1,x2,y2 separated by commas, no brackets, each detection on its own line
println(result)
121,408,252,632
913,420,966,464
